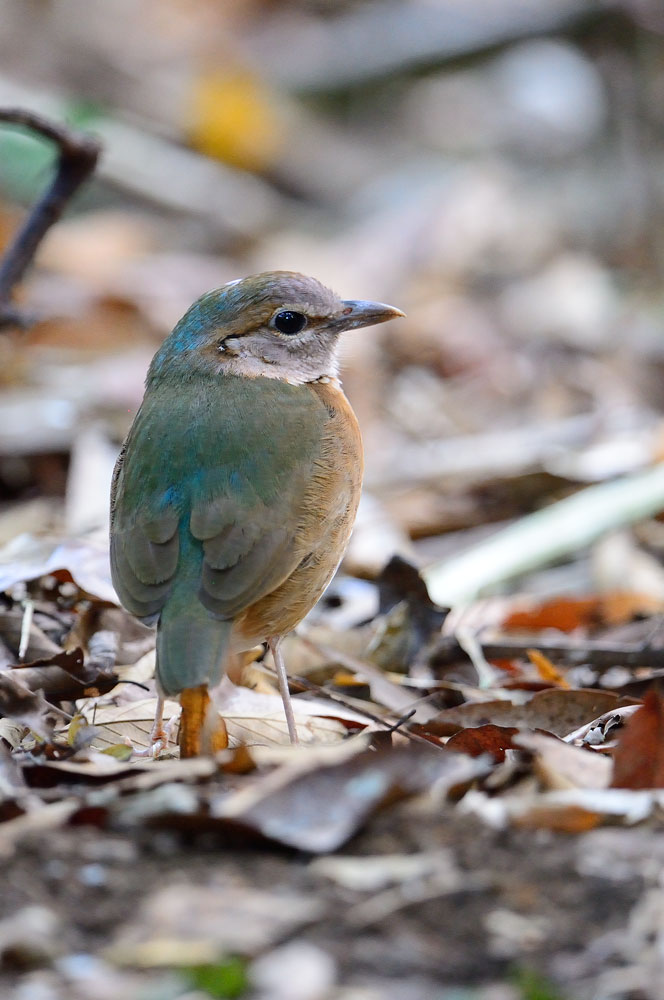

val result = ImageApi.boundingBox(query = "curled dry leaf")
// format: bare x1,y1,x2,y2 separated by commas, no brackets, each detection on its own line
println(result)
426,689,638,739
462,786,664,833
564,704,640,747
0,671,57,739
514,731,612,790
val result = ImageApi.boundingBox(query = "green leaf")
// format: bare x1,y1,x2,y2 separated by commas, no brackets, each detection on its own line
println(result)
100,743,133,761
511,966,567,1000
184,957,249,998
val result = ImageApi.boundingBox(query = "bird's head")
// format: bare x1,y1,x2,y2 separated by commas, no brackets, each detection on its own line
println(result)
148,271,404,385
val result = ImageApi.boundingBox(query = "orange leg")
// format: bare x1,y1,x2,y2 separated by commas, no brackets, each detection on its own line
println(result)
179,684,228,757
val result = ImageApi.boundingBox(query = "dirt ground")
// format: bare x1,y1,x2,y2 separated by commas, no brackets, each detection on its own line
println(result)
0,794,659,1000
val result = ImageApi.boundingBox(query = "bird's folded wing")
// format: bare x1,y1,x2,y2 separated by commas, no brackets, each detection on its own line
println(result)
191,487,306,618
110,441,182,619
110,377,329,623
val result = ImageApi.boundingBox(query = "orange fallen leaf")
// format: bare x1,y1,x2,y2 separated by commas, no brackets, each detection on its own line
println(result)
513,804,602,833
504,593,664,632
527,648,570,688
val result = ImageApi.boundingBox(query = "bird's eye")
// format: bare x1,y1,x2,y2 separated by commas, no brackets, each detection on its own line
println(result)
273,310,307,335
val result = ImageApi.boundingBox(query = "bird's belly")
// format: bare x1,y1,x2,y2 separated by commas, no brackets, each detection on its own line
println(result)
230,505,355,651
231,380,362,649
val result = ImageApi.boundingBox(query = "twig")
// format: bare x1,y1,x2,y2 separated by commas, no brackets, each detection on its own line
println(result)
430,634,664,672
0,108,101,328
423,463,664,605
283,671,431,745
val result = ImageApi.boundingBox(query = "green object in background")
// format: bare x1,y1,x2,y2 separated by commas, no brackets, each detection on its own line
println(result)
0,99,105,205
0,128,54,204
184,957,249,998
512,966,567,1000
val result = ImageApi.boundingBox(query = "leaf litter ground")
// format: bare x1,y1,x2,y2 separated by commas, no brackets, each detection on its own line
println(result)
1,554,664,998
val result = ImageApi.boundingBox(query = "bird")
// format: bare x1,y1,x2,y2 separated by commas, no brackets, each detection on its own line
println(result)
110,271,404,756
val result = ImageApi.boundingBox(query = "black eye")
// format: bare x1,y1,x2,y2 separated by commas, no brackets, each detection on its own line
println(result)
273,310,307,335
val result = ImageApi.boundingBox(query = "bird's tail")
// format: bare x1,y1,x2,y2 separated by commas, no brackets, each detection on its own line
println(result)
156,584,232,696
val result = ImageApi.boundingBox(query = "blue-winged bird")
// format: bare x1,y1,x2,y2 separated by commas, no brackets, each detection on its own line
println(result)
110,271,404,756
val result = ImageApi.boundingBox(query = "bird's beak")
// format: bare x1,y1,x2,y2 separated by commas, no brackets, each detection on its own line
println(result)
334,299,406,332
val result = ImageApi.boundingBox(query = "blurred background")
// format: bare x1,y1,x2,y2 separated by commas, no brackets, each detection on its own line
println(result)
2,0,664,602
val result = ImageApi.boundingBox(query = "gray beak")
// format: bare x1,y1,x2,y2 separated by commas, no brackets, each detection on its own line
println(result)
335,299,406,332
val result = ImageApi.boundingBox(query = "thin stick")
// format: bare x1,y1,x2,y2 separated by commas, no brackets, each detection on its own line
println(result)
0,108,101,328
431,634,664,671
283,672,429,745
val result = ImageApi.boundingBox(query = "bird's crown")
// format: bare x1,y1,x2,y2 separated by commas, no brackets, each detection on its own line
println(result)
149,270,403,386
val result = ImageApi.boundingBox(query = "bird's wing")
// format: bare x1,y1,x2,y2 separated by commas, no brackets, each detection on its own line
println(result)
110,427,182,621
110,376,330,623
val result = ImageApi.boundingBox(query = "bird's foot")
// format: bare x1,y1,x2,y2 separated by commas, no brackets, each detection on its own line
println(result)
126,709,178,759
148,713,179,758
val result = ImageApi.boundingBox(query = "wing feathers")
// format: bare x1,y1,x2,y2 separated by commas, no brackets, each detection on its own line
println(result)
110,376,330,628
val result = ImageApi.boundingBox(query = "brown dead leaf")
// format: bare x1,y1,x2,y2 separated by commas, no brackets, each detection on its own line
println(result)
446,724,519,762
425,689,637,739
611,691,664,789
14,647,84,675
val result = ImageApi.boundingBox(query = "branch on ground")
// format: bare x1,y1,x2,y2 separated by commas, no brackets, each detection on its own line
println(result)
0,108,101,329
431,634,664,671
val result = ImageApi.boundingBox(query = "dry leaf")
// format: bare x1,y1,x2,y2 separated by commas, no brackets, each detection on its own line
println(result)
0,532,116,603
611,691,664,789
503,593,664,632
0,673,57,739
215,744,489,852
427,689,637,739
74,697,180,754
514,731,612,790
527,648,570,688
446,724,520,762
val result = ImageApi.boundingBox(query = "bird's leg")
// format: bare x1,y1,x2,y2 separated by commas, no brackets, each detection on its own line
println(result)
268,636,299,745
149,693,167,757
131,694,170,758
179,684,228,758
